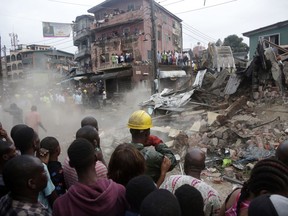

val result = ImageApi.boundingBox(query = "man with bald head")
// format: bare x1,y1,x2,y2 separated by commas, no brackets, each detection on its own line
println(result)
276,140,288,166
160,147,221,216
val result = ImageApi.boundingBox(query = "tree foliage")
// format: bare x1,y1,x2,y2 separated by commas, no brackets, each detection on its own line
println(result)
223,34,249,53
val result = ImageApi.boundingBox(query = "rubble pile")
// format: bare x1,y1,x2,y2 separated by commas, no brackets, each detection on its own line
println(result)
144,40,288,183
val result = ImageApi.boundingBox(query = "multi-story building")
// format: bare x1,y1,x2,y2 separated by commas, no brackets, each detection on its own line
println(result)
76,0,183,94
5,44,74,79
73,15,94,73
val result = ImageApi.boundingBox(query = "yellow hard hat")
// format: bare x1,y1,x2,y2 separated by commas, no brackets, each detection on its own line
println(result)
127,110,153,130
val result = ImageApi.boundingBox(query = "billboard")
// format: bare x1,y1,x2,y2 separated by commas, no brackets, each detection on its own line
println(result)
42,22,72,37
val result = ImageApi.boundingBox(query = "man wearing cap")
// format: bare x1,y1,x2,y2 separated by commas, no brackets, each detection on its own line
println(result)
127,110,177,184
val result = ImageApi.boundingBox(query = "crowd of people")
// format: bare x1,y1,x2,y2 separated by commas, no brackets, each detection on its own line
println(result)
157,50,190,66
0,109,288,216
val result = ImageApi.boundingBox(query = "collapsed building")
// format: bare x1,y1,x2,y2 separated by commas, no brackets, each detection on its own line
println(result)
138,37,288,183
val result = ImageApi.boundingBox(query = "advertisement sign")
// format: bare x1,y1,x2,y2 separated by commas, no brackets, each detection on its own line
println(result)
42,22,72,37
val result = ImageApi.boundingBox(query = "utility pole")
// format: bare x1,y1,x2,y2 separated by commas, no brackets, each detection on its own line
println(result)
150,0,158,95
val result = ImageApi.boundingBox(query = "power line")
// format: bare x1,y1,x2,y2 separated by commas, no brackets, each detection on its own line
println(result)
175,0,237,14
182,22,216,42
183,32,207,46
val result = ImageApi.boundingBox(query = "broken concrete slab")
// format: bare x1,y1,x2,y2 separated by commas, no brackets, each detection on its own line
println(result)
207,111,221,126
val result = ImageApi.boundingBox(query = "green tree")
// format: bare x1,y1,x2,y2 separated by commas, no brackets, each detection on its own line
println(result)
223,34,249,53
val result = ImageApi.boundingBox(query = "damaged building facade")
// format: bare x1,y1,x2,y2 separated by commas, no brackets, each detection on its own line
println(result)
72,0,183,96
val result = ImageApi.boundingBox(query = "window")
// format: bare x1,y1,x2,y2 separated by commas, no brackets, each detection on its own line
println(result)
172,20,176,28
123,28,130,37
100,53,109,63
260,34,280,48
157,29,162,41
147,50,151,60
128,4,135,11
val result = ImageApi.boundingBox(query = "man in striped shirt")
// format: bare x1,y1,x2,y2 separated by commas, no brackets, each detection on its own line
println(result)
160,147,221,216
63,125,107,188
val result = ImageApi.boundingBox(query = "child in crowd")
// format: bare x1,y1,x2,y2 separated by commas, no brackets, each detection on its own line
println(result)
40,136,66,196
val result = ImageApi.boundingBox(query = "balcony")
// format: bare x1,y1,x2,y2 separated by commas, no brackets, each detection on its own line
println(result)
73,29,91,45
91,9,143,32
75,48,91,60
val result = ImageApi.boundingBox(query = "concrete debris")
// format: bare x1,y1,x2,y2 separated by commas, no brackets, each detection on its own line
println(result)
137,39,288,184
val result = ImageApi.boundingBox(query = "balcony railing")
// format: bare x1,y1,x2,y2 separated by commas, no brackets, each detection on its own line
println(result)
91,9,143,31
73,28,91,44
75,48,91,60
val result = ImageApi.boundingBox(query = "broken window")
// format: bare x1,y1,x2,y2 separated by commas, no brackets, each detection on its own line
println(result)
260,34,280,48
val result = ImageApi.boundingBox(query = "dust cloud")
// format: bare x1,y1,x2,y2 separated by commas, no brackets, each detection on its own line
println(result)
0,71,152,162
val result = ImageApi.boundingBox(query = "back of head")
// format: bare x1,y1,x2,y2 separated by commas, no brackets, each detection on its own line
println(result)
68,138,95,171
0,140,16,163
31,105,37,111
40,136,59,155
140,189,181,216
127,110,153,130
10,124,28,142
248,194,288,216
13,126,35,154
184,147,206,172
108,143,145,186
236,158,288,215
276,140,288,166
175,184,204,216
0,140,13,157
81,116,98,131
76,125,99,147
248,158,288,196
3,155,47,193
126,175,157,212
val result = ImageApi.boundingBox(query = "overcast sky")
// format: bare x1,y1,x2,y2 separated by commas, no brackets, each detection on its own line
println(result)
1,0,287,54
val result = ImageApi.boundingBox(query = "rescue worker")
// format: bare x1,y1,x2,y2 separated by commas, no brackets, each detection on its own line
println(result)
127,110,177,183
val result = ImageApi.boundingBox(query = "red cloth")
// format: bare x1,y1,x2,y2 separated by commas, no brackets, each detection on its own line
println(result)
146,135,163,146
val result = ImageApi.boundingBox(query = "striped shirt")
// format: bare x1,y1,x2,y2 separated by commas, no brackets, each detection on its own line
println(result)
63,157,107,188
160,175,221,216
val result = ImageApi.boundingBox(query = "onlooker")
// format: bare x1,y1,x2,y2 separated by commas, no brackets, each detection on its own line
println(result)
0,122,13,143
53,138,128,216
108,143,146,186
13,126,58,211
0,155,51,216
10,124,28,142
40,136,66,196
219,158,288,216
248,194,288,216
25,105,47,133
63,126,107,188
275,139,288,166
125,175,157,216
140,189,181,216
4,103,23,126
0,140,17,197
175,184,205,216
160,147,221,216
81,116,98,131
127,110,177,183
